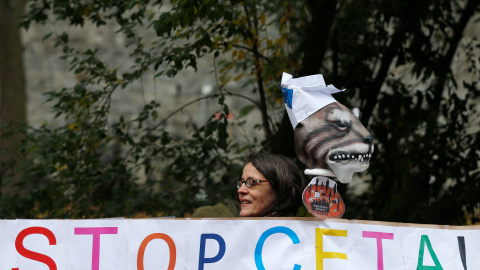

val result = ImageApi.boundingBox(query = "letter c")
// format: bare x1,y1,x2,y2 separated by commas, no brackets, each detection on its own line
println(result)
137,233,176,270
255,226,301,270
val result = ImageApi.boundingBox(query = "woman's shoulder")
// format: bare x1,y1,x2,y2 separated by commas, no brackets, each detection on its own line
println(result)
191,200,239,218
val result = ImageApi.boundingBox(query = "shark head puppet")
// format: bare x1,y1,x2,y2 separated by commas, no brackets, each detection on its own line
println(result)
281,72,374,183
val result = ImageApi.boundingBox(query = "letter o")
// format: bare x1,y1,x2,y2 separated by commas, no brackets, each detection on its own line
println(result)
137,233,176,270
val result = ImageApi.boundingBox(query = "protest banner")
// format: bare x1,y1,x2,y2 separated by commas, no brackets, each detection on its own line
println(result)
1,218,478,270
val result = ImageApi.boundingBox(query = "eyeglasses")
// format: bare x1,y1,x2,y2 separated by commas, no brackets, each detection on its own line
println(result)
236,178,268,189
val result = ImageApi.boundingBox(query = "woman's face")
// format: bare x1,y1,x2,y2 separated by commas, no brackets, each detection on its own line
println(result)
238,162,275,217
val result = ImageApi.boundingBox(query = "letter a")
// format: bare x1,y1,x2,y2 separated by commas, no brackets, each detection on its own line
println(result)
416,235,443,270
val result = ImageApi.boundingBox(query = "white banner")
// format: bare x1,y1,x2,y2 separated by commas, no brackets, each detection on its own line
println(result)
0,218,477,270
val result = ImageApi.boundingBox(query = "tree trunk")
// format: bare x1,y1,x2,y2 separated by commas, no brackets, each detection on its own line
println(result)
270,0,338,159
300,0,338,77
0,0,27,192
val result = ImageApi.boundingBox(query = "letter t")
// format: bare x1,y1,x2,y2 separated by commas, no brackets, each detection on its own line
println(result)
74,227,118,270
362,231,394,270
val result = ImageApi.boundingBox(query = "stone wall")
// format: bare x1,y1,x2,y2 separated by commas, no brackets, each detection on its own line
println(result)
21,19,265,142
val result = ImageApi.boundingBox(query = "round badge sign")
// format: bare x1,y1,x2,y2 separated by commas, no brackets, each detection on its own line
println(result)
302,176,345,219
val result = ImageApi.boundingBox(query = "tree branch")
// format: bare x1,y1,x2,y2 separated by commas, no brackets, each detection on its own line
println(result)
360,12,417,125
232,44,272,64
243,3,273,141
431,0,480,109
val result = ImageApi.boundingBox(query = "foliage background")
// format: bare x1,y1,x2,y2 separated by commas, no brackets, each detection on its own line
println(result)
0,0,479,224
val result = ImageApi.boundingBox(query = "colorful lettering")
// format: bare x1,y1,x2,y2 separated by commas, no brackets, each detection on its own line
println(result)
315,228,348,270
137,233,176,270
416,235,443,270
457,236,467,270
362,231,394,270
254,226,301,270
14,227,57,270
199,234,225,270
74,227,118,270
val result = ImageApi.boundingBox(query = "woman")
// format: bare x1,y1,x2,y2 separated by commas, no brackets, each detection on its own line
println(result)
237,153,305,217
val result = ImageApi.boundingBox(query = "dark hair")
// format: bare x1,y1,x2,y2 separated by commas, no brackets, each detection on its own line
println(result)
247,153,305,216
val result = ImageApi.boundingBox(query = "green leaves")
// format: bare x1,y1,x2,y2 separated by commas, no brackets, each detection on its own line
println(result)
3,0,479,223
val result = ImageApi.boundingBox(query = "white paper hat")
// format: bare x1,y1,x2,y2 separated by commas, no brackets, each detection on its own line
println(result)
281,72,345,129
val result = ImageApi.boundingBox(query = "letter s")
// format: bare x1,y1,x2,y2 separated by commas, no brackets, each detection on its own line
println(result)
14,227,57,270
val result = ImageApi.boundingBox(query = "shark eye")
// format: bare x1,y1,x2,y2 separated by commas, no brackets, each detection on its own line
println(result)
334,120,350,131
328,108,352,132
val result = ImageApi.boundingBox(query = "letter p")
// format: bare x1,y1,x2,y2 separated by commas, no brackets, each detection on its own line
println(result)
199,234,226,270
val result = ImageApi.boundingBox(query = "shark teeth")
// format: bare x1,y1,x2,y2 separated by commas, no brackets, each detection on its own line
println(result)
330,152,372,162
